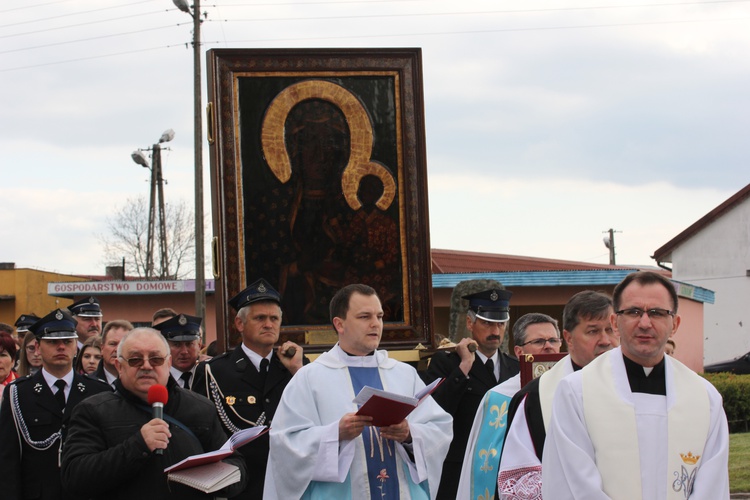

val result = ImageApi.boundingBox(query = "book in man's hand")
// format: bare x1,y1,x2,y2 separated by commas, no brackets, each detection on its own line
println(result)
353,378,444,427
165,425,267,473
167,461,241,494
164,425,267,492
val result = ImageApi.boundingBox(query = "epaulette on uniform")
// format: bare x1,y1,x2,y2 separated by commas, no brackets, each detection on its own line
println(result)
85,373,109,385
9,374,32,386
206,350,232,364
88,377,111,389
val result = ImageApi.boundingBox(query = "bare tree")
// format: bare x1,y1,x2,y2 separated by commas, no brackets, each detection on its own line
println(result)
99,195,196,279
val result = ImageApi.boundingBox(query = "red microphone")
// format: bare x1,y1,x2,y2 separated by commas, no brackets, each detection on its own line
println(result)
147,384,169,455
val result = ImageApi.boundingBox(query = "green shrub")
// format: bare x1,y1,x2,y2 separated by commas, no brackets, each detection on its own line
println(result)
702,373,750,433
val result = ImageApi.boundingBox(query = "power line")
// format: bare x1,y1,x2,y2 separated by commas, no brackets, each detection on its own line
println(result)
0,44,177,73
214,9,745,22
211,0,430,5
3,13,743,72
211,0,748,7
3,0,746,52
0,0,157,28
0,9,178,40
211,0,750,22
2,13,745,72
0,0,76,15
2,2,746,72
6,0,747,38
0,23,190,55
219,15,750,43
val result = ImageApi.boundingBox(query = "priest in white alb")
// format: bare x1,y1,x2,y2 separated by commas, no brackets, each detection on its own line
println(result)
542,271,729,499
497,290,618,499
264,284,452,499
456,312,562,500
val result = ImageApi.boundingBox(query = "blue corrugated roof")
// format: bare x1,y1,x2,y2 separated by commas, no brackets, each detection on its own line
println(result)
432,270,715,304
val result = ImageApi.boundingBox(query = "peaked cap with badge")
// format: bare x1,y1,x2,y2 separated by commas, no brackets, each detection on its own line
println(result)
153,313,202,342
28,309,79,340
228,278,282,311
463,287,513,323
68,296,103,318
14,314,41,333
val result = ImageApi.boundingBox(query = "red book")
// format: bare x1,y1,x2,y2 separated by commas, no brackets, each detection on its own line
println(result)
354,378,443,427
164,426,267,473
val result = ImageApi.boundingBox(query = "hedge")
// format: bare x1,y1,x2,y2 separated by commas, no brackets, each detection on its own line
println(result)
701,373,750,433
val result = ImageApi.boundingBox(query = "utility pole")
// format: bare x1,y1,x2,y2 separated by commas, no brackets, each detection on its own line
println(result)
193,0,206,321
153,143,169,278
603,228,618,265
145,147,157,279
131,129,174,280
174,0,206,319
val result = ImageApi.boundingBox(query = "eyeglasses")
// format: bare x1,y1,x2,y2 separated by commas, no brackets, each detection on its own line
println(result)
518,337,563,347
615,308,674,321
25,345,39,352
120,356,167,368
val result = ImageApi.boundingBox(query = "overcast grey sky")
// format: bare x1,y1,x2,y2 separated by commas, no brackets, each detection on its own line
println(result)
1,0,747,276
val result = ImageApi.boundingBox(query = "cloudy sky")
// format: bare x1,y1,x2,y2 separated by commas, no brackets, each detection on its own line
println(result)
1,0,747,277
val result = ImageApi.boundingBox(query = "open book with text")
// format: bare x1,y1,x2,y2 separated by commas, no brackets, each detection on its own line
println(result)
165,425,267,473
164,425,266,492
353,378,443,427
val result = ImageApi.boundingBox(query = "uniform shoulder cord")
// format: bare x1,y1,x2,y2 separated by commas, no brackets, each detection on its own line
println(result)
204,363,266,434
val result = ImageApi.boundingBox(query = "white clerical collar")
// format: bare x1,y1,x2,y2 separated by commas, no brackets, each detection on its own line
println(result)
42,367,74,392
332,343,380,367
241,343,272,371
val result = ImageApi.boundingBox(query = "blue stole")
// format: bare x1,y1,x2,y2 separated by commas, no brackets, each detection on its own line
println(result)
471,390,513,500
349,366,400,500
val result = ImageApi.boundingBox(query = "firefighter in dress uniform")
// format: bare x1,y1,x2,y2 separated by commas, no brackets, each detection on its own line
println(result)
193,278,308,499
0,309,110,500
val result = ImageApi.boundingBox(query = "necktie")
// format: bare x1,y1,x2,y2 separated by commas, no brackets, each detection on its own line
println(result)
180,371,192,389
54,379,67,409
485,358,496,382
259,358,269,386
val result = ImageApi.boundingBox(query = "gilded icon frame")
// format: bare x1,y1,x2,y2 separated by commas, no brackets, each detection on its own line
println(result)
207,48,433,352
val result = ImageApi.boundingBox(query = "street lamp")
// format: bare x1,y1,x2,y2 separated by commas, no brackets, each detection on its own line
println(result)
173,0,206,320
131,128,174,279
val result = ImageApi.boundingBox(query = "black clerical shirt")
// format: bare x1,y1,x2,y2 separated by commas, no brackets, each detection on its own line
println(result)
623,355,667,395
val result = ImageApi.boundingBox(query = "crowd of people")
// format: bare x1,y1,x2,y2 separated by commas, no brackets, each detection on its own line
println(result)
0,271,730,499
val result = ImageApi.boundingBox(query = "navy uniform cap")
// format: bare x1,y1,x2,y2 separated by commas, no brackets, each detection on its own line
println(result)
153,314,202,342
228,278,281,311
69,296,103,318
29,309,79,340
15,314,41,333
462,288,513,323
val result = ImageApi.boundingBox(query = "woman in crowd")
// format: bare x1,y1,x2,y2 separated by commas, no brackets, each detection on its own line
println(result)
75,336,103,375
0,332,19,403
16,332,42,377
